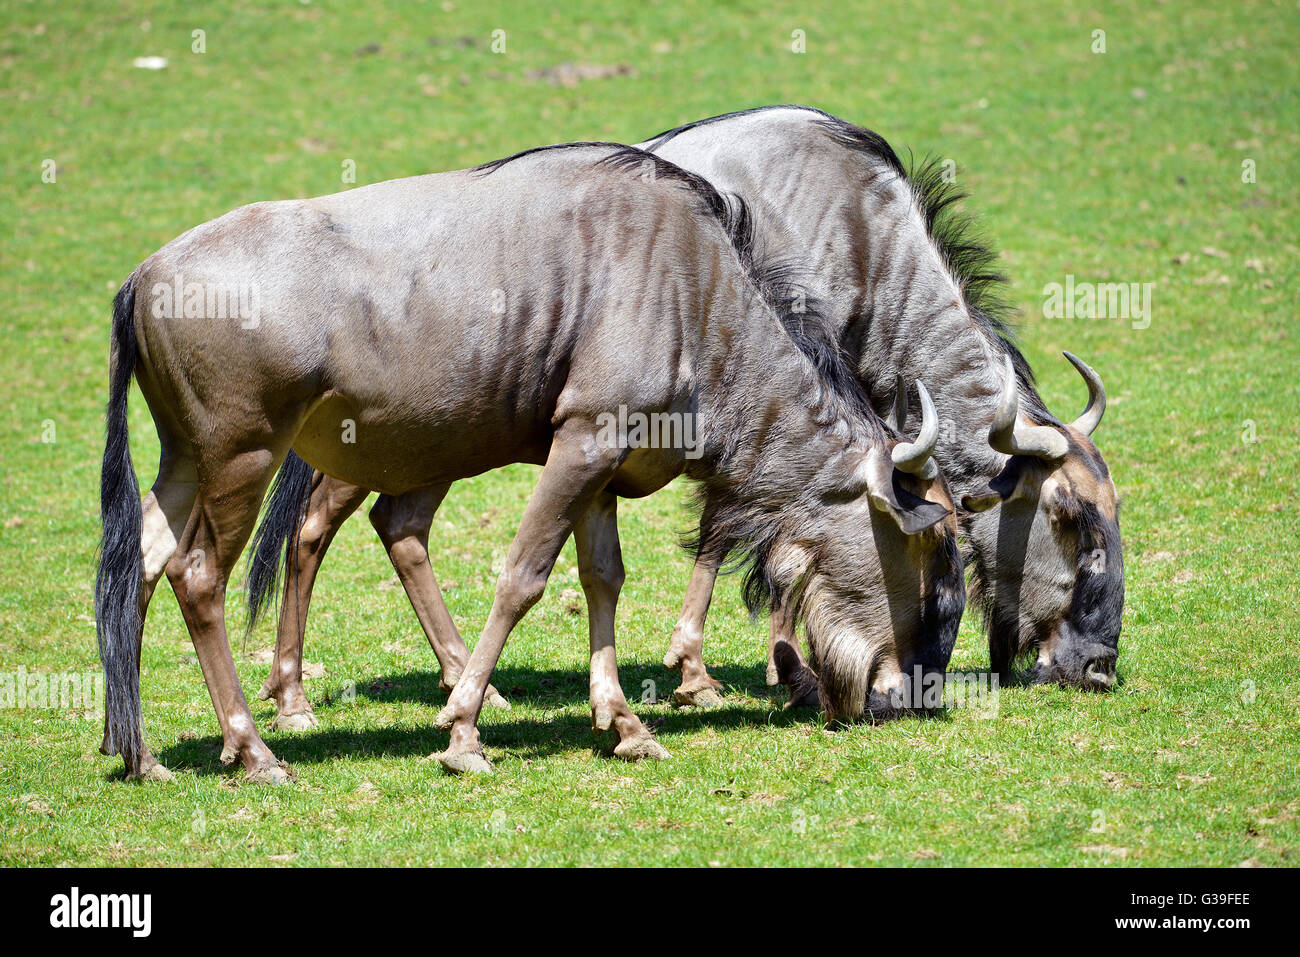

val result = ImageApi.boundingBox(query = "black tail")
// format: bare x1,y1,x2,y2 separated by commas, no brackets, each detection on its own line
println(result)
95,275,145,769
245,450,314,632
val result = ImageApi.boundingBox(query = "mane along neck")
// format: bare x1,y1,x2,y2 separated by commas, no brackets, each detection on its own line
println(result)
822,135,1057,498
688,277,883,615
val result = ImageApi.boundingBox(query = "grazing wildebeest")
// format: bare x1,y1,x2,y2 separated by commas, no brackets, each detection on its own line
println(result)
249,106,1122,727
640,107,1122,694
96,142,962,781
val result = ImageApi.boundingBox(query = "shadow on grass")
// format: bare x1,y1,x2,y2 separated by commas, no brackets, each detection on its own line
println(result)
323,662,773,709
152,663,819,775
142,663,1079,778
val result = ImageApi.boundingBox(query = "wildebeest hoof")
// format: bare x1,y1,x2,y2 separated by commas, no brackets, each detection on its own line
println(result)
614,733,671,762
592,708,615,732
437,750,493,775
257,677,276,701
245,763,291,786
766,660,780,686
271,709,318,732
219,744,239,765
432,706,457,730
663,647,682,670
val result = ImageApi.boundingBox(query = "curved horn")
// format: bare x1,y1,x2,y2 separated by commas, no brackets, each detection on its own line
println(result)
1064,351,1106,436
892,380,939,476
988,355,1069,460
887,374,907,431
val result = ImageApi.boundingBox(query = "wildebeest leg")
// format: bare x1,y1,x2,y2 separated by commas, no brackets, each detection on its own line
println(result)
368,488,509,708
168,449,288,783
575,490,670,761
663,553,726,707
103,470,198,781
769,597,821,709
432,421,629,774
260,473,368,731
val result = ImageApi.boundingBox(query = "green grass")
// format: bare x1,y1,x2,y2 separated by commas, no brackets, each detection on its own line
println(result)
1,0,1297,866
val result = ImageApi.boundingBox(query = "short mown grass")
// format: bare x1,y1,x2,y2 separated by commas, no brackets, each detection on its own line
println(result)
1,0,1297,866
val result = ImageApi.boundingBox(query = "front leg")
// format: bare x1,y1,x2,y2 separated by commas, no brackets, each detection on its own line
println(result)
575,491,669,761
769,596,821,709
432,420,627,774
664,551,726,707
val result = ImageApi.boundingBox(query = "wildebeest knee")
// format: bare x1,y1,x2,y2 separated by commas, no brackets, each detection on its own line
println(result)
497,563,550,612
579,559,625,598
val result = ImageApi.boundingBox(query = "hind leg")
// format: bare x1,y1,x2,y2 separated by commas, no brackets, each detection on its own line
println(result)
260,473,368,731
576,491,669,761
369,488,509,708
102,468,198,781
168,448,289,783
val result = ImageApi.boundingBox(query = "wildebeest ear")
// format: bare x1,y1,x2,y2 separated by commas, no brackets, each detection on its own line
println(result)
960,458,1023,512
853,447,951,534
962,483,1003,513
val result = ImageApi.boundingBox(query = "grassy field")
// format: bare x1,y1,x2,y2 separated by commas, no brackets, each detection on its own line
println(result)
1,0,1297,866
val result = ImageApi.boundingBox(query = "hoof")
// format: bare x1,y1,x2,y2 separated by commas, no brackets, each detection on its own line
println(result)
766,660,780,686
437,750,493,775
672,683,725,708
257,677,275,701
245,763,291,786
663,647,682,670
614,733,671,762
270,709,318,732
432,706,456,731
219,744,238,766
485,686,511,710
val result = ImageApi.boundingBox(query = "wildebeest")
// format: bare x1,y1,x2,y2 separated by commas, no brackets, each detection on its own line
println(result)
641,107,1122,693
96,142,962,781
249,106,1122,726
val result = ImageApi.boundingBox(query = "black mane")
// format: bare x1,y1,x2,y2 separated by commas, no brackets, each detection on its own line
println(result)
648,105,1058,426
482,138,896,617
809,111,1058,425
598,146,879,430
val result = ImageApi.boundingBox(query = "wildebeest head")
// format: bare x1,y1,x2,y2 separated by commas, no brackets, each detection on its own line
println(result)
763,383,966,722
962,353,1123,691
